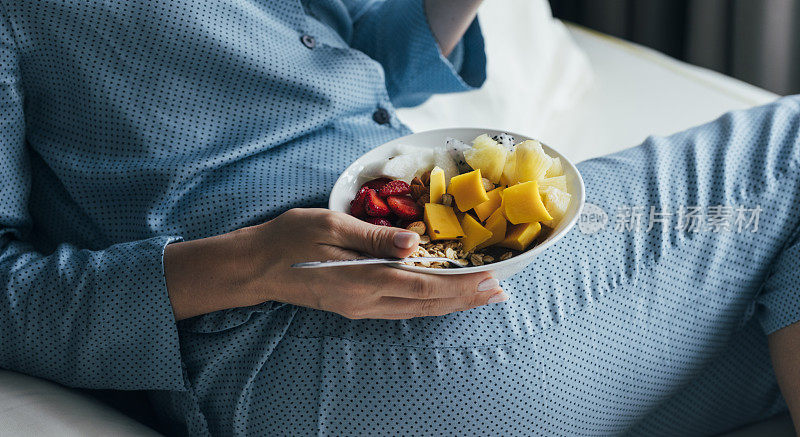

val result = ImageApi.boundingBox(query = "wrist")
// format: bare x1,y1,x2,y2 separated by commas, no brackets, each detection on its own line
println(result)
164,226,260,320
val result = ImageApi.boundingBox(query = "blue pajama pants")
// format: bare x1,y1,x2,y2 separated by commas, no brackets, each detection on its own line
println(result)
154,97,800,436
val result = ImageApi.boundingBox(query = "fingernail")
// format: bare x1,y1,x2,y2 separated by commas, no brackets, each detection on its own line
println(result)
487,291,509,304
477,278,500,292
394,231,419,249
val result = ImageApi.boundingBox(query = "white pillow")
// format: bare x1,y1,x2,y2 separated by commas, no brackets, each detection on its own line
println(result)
397,0,594,137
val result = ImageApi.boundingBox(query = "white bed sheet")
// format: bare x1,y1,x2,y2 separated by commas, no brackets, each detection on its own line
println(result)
0,371,159,437
542,25,779,163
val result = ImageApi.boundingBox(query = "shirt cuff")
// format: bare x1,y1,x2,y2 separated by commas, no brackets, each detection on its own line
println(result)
92,235,189,390
357,0,486,108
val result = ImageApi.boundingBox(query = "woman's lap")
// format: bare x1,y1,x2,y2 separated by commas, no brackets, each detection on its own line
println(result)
153,96,800,435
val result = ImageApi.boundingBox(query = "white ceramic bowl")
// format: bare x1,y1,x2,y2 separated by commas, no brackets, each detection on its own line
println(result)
329,128,585,280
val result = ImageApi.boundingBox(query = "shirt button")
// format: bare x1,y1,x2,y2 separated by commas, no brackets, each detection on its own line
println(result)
300,34,316,49
372,107,391,125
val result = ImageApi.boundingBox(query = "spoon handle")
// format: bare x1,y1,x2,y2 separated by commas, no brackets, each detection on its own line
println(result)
291,257,464,268
291,258,404,268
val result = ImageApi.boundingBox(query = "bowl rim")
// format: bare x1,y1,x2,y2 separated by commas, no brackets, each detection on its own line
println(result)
329,127,585,275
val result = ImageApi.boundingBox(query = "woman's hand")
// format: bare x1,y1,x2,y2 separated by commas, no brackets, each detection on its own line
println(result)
165,208,506,320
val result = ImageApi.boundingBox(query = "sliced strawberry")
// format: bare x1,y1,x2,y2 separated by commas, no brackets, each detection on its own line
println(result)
378,180,411,198
349,200,364,218
364,190,391,217
365,217,392,227
349,186,372,218
386,195,422,220
361,177,392,191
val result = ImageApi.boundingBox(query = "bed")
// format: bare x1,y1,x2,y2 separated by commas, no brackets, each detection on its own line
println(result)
0,8,793,437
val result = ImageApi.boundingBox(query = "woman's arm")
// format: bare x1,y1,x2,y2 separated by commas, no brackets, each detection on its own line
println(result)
424,0,484,56
769,321,800,431
165,208,506,321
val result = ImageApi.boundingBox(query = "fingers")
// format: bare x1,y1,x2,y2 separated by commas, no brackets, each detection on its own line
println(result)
274,209,511,321
314,266,507,319
324,211,420,258
376,290,509,319
381,269,500,300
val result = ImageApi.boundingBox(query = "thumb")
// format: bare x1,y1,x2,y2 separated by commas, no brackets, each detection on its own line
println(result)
331,213,420,258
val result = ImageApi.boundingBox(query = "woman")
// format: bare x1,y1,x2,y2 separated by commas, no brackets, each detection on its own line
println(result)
0,1,798,435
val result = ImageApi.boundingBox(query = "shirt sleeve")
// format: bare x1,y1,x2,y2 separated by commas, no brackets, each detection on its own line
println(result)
347,0,487,108
0,14,187,391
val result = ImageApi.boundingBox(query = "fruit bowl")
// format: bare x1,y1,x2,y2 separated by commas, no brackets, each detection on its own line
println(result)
329,128,585,280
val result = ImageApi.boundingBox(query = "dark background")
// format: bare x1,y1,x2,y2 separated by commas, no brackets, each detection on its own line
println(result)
548,0,800,95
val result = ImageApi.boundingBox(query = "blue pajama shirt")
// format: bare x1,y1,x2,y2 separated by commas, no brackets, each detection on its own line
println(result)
0,1,798,435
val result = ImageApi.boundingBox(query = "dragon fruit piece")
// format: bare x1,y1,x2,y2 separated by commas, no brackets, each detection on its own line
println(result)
444,137,472,173
492,133,515,150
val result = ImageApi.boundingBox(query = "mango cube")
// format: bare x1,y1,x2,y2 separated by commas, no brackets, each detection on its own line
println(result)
429,166,446,204
473,187,504,222
447,169,490,212
499,222,542,251
502,181,553,224
424,203,465,241
458,213,493,252
476,208,507,250
515,140,553,183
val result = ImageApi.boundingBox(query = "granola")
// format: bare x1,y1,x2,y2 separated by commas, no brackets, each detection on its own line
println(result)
403,239,507,268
